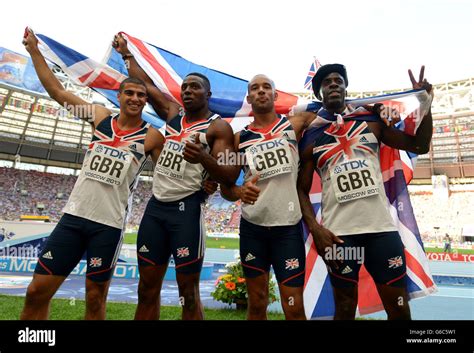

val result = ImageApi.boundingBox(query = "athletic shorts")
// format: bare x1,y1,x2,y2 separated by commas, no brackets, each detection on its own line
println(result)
327,231,407,288
137,192,206,274
239,218,305,287
35,213,123,282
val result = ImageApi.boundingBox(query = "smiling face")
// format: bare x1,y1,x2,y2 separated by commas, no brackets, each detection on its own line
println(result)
117,82,147,117
180,75,211,113
320,72,346,111
246,74,278,114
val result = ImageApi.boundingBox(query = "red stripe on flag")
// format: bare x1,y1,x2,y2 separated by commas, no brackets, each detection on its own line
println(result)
405,249,434,288
310,173,322,194
357,265,384,315
401,159,414,183
403,112,417,136
303,242,318,289
88,72,122,90
275,91,298,115
78,71,93,84
125,33,182,104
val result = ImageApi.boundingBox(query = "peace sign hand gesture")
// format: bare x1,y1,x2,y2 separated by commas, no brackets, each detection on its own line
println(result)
409,66,433,98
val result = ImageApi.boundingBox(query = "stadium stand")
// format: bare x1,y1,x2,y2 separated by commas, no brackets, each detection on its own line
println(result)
0,72,473,236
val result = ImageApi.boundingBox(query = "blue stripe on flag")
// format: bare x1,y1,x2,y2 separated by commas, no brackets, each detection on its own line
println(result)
37,34,88,67
312,276,335,318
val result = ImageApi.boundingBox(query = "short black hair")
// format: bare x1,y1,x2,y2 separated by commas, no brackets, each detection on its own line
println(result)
312,64,348,100
185,72,211,91
119,77,147,92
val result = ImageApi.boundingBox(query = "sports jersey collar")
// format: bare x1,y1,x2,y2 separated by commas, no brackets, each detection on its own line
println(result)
247,114,282,133
112,115,146,137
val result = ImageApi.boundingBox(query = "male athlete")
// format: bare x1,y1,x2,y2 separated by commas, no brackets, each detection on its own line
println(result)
20,29,164,320
113,34,238,320
297,64,433,320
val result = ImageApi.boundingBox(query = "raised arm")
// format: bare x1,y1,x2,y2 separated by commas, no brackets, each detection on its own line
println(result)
23,28,111,127
379,66,433,154
113,33,180,121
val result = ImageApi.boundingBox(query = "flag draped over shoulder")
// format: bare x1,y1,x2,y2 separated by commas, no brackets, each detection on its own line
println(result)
300,92,437,319
33,31,436,318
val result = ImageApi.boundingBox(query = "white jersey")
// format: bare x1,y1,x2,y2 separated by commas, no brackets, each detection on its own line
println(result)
239,115,302,227
65,115,149,229
153,113,219,202
313,119,397,236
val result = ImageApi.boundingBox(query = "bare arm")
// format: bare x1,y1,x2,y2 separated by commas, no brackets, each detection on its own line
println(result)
220,183,241,202
297,145,343,268
297,145,320,231
113,33,180,121
23,29,111,127
144,126,165,164
379,66,433,154
220,132,244,201
287,111,316,141
183,119,240,186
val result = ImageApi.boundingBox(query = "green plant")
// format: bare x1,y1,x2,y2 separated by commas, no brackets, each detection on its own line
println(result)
211,260,279,306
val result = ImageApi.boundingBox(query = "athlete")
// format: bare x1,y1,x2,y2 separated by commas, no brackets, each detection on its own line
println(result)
20,29,164,320
297,63,433,320
113,34,239,320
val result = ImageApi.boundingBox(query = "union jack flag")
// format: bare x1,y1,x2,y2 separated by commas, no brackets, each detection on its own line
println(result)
89,257,102,268
285,258,300,270
239,117,297,152
89,115,148,165
177,247,190,258
388,256,404,269
314,120,379,170
303,57,322,91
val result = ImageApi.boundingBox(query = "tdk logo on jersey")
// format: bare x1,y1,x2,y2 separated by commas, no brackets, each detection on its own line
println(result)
334,160,369,174
96,145,128,160
166,140,185,153
249,139,285,154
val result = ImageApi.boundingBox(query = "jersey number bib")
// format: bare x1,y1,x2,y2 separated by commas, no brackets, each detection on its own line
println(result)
84,144,132,186
330,158,380,203
246,138,293,181
155,139,187,180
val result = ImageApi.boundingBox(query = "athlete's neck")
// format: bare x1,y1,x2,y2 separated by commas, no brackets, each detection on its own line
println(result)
116,113,143,130
185,107,212,123
323,103,346,115
250,111,278,129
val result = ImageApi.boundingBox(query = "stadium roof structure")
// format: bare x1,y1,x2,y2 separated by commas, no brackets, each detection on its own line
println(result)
0,71,473,178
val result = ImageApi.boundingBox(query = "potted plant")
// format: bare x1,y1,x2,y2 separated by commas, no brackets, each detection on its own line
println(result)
211,260,278,309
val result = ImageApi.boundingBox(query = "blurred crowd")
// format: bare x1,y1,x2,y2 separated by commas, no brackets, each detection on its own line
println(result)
0,167,241,233
1,167,472,241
